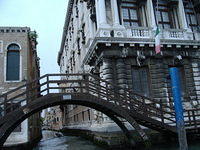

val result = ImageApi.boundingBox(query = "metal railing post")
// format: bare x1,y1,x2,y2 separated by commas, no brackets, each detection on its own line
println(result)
84,74,89,93
160,99,164,123
3,95,7,116
47,75,50,94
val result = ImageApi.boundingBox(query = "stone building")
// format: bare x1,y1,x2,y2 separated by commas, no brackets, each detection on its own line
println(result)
58,0,200,144
44,107,63,131
0,27,42,147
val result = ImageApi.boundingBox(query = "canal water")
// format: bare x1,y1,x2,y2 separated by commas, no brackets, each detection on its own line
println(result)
33,131,200,150
33,130,103,150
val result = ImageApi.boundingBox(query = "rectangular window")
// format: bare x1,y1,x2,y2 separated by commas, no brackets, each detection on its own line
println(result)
6,51,20,81
131,66,150,97
121,0,147,27
183,0,199,31
154,0,179,29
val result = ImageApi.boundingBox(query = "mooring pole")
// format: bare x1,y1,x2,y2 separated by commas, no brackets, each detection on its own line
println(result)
169,67,188,150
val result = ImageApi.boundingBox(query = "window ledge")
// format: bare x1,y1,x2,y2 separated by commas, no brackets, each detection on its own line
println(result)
4,80,22,83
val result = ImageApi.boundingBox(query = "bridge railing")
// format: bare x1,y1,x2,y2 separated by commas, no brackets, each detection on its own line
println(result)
0,74,89,118
87,74,176,125
0,74,48,117
0,73,199,129
184,108,200,129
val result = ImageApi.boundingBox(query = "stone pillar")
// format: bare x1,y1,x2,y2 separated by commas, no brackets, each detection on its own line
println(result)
95,0,100,29
149,59,168,103
99,58,113,122
178,0,189,29
111,0,120,27
97,0,108,27
116,58,127,90
147,0,156,28
102,58,113,82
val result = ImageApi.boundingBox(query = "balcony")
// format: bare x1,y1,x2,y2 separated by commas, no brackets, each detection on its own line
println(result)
126,27,200,41
162,29,185,40
93,26,200,47
127,27,153,39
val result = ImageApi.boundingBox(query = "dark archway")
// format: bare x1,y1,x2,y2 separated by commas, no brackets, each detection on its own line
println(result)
0,93,148,147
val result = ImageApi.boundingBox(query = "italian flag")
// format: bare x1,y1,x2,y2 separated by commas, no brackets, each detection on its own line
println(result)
155,27,161,54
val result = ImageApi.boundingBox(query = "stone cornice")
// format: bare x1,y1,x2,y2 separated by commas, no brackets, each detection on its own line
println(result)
57,0,74,65
82,37,200,66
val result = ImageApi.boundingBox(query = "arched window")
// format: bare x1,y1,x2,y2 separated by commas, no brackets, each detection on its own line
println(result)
6,44,20,81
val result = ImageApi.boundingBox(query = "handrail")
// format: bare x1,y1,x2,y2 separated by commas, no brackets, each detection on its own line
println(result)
88,74,175,111
0,73,199,132
0,74,47,98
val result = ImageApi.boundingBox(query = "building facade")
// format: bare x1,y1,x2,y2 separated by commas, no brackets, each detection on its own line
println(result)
44,107,63,131
58,0,200,142
0,27,42,147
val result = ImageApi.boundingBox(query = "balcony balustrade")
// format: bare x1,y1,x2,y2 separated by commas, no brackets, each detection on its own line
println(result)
125,27,199,41
127,27,152,39
162,29,185,40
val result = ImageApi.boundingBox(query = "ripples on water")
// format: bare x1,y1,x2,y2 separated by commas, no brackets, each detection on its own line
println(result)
33,131,103,150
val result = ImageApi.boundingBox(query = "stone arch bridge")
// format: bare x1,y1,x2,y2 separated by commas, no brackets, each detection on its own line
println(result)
0,74,200,147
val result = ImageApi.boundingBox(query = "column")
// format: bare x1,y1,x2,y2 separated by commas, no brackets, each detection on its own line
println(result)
178,0,189,29
116,58,127,91
95,0,100,29
111,0,120,27
147,0,156,28
97,0,108,26
100,58,113,122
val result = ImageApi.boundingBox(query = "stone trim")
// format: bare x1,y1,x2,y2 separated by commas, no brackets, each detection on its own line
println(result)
0,40,3,53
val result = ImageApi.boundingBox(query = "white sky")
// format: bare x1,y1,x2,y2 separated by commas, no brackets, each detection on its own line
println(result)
0,0,68,75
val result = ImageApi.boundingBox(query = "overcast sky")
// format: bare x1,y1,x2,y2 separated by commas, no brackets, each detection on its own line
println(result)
0,0,68,75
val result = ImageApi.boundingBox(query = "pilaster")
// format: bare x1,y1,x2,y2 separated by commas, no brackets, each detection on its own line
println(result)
96,0,110,28
178,0,189,30
147,0,156,28
111,0,121,28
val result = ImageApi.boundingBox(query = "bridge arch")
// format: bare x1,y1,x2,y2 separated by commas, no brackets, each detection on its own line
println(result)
0,93,148,147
